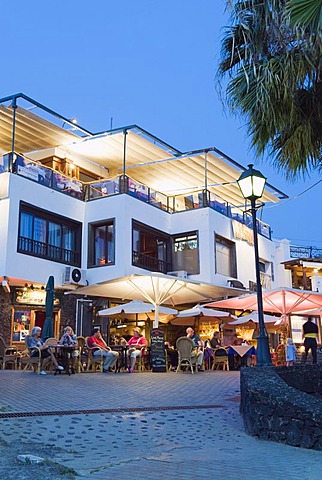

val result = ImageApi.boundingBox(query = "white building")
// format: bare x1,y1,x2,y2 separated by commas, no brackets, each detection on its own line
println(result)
0,93,292,345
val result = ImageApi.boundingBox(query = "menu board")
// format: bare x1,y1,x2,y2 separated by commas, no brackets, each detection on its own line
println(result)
150,328,166,373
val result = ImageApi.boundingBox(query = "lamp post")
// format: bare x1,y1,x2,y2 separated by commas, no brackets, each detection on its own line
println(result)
237,164,272,366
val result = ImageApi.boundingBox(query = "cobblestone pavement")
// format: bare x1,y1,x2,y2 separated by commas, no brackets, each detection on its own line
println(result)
0,370,321,479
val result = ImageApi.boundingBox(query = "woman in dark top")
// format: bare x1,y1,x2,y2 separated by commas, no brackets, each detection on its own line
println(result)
210,331,222,348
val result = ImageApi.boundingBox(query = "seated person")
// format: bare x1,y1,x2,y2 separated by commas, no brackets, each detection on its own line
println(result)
87,328,119,372
210,331,222,348
203,339,215,369
186,327,204,372
127,327,147,373
165,341,179,371
232,334,244,346
59,326,78,374
115,334,127,346
28,326,64,375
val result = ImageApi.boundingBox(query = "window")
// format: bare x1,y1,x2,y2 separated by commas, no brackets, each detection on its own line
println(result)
215,234,237,277
88,220,115,267
172,232,199,274
18,202,81,266
132,221,170,273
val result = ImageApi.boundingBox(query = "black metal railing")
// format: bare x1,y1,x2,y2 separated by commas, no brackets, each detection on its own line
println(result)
132,251,170,273
18,236,80,265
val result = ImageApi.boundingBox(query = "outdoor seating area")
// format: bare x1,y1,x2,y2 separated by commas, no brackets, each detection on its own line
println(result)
3,283,322,376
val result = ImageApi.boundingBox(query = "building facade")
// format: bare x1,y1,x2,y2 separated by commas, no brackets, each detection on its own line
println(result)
0,93,300,347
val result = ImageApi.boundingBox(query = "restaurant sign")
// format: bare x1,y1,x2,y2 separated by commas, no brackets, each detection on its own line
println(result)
150,328,166,373
232,220,254,245
14,288,60,306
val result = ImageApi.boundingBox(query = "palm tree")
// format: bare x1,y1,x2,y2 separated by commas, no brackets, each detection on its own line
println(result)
219,0,322,178
288,0,322,30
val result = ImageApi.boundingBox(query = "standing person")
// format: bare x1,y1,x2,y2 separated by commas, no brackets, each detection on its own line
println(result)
303,318,319,364
28,326,64,375
186,327,204,372
127,327,147,373
285,338,296,367
87,328,119,372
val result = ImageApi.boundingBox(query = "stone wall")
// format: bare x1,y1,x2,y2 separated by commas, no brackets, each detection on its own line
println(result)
0,290,13,344
240,365,322,450
59,291,78,333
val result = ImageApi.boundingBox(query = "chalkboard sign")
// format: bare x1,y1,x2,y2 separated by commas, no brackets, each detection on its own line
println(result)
150,328,166,373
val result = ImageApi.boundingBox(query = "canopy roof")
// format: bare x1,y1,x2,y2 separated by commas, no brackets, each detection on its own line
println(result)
0,105,81,152
0,93,287,204
206,288,322,317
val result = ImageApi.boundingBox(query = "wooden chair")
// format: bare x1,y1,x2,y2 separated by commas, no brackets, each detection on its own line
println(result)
20,335,52,374
76,336,86,373
21,335,42,374
175,337,198,374
276,343,286,366
135,346,149,372
44,338,59,347
85,337,104,372
0,336,18,370
212,348,229,371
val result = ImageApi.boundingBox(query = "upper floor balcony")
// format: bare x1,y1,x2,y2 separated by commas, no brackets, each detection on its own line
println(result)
1,151,273,239
0,93,288,246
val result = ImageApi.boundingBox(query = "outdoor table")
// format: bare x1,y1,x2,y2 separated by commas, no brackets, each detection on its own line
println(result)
228,345,256,357
111,345,129,372
227,345,256,369
50,345,78,375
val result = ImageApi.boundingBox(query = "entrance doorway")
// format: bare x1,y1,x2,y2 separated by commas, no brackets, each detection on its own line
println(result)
35,311,46,330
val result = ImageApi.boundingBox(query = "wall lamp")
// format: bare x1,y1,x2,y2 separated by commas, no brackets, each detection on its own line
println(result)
2,277,10,294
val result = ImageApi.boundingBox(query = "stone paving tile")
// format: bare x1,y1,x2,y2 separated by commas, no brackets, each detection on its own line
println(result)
0,370,321,479
0,370,239,413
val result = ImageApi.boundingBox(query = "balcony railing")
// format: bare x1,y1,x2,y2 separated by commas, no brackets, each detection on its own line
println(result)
18,236,80,266
290,245,322,259
132,251,170,274
2,151,272,240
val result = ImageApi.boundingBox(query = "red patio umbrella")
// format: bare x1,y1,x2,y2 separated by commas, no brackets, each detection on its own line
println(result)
205,287,322,323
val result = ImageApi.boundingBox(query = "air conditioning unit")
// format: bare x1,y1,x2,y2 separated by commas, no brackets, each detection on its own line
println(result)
228,279,245,289
167,270,188,279
63,267,87,286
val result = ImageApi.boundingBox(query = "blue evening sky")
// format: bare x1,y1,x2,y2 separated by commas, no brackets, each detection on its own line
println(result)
3,0,321,247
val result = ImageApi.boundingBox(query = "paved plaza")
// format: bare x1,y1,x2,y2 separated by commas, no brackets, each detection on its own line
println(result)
0,369,321,479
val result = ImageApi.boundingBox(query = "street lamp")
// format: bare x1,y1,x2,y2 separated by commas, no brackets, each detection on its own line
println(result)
237,164,272,366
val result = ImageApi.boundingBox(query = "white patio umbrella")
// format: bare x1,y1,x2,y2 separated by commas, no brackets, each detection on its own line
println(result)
171,304,237,326
296,308,322,316
228,312,280,326
98,300,177,324
67,273,246,328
